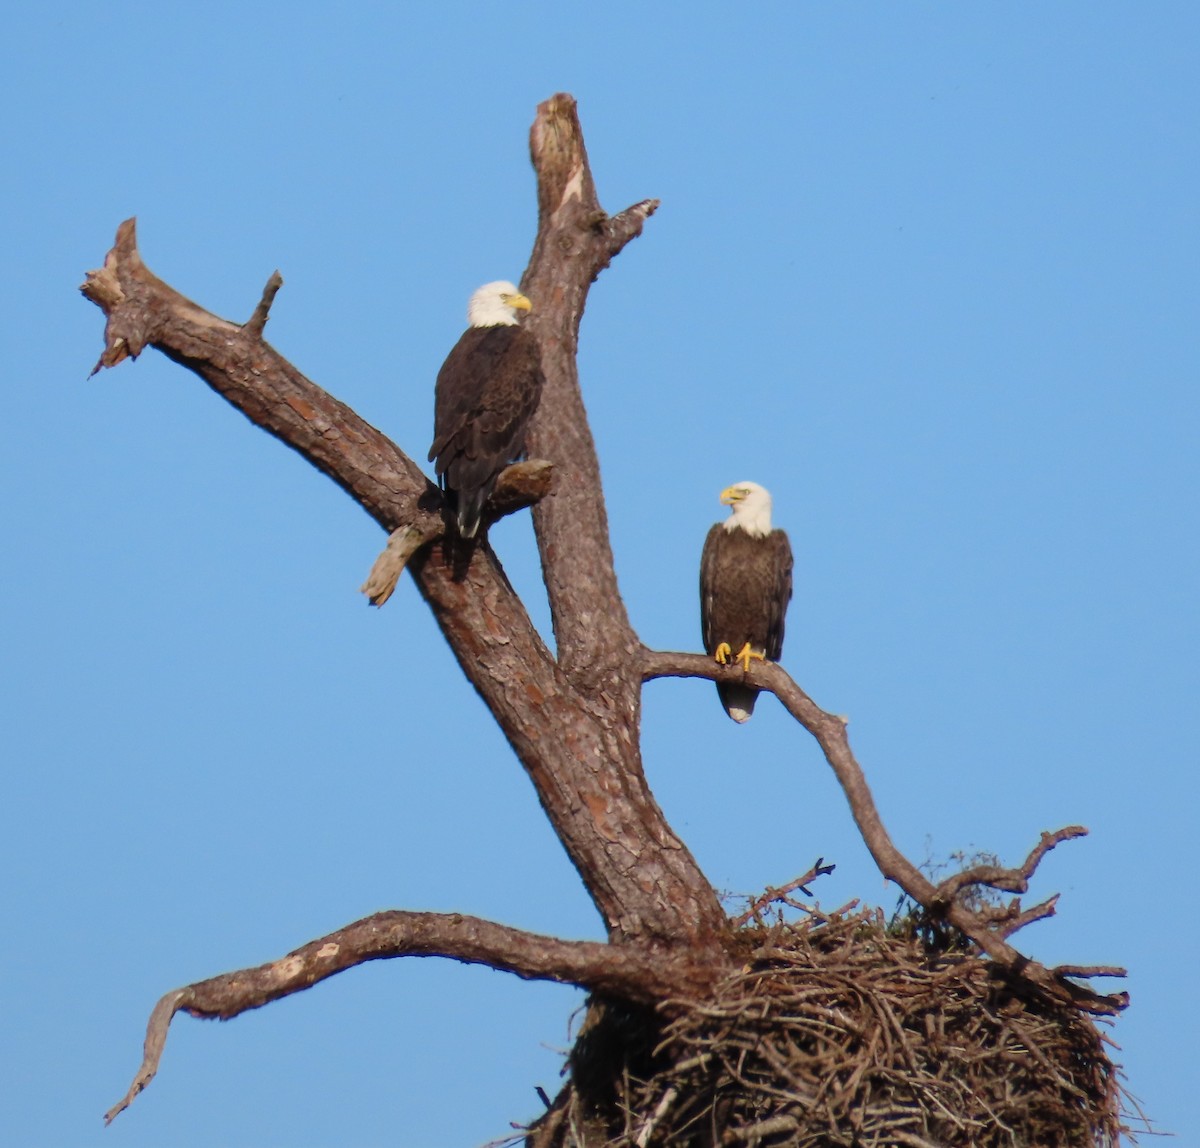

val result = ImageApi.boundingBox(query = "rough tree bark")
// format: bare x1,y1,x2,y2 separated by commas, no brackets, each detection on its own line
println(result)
83,94,1126,1136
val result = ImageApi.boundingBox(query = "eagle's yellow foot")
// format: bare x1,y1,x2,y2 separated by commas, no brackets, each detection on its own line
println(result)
714,642,733,665
734,642,765,673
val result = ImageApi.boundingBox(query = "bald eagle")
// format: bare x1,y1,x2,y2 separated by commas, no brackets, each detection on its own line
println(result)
700,482,793,722
428,281,545,539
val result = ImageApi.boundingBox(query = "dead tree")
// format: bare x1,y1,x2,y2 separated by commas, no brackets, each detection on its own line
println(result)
84,94,1130,1147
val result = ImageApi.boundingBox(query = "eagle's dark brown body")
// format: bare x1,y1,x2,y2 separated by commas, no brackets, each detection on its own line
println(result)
428,323,544,538
700,524,793,721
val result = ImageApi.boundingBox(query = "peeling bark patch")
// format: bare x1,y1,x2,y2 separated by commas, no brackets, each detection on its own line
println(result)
285,395,316,420
316,943,340,960
584,792,616,840
561,165,585,204
524,682,545,705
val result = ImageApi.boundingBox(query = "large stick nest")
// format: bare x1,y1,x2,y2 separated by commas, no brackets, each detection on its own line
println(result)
546,910,1125,1148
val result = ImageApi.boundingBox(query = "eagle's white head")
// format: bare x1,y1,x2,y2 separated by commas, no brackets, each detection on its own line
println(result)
720,481,773,538
467,280,533,328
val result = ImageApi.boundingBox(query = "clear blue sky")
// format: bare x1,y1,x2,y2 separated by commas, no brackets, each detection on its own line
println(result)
3,4,1195,1145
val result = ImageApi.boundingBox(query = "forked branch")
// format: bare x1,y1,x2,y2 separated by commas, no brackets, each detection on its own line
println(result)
933,826,1087,901
81,217,439,531
641,649,1129,1016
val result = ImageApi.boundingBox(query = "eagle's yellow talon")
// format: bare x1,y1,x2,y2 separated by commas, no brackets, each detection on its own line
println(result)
734,642,765,673
714,642,733,665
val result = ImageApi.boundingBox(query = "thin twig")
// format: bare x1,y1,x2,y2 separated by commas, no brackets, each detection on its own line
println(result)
731,858,836,927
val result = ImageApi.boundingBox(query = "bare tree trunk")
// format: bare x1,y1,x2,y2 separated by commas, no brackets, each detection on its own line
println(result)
83,94,1126,1139
84,96,726,950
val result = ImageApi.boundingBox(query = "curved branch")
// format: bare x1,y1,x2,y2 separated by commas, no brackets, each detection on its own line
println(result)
934,827,1087,900
641,649,1128,1016
643,649,927,893
105,910,724,1124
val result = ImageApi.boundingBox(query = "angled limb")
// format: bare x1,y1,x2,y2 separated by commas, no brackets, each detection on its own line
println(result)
81,218,440,533
105,909,722,1124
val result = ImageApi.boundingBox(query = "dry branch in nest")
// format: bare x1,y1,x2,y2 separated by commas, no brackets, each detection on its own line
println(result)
543,910,1127,1148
